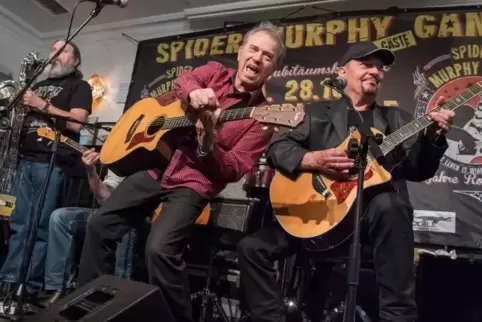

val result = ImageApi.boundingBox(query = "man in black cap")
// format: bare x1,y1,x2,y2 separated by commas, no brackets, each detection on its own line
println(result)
237,42,455,322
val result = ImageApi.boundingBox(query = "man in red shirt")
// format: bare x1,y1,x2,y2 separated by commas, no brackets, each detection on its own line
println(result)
77,22,285,322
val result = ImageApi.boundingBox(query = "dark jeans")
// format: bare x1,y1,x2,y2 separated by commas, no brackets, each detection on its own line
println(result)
77,170,208,322
44,207,137,291
238,192,417,322
0,160,66,293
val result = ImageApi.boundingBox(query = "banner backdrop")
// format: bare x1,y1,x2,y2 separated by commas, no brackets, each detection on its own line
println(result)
125,9,482,250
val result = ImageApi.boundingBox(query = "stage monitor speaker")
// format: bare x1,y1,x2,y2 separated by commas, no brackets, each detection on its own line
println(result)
28,275,172,322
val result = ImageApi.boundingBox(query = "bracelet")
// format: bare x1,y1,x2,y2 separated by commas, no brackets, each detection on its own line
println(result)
41,102,50,112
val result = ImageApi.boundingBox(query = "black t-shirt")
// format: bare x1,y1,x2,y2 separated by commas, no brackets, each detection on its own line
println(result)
19,73,92,174
347,109,374,135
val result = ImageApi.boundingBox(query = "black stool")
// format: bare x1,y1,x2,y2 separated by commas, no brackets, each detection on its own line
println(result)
279,252,312,322
281,245,376,322
190,234,232,322
190,197,265,322
320,254,374,322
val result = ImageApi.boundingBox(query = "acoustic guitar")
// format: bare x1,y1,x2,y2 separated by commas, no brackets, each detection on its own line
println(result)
269,81,482,252
36,127,210,225
99,97,304,177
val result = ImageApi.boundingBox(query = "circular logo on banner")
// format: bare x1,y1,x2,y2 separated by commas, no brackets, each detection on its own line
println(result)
413,53,482,182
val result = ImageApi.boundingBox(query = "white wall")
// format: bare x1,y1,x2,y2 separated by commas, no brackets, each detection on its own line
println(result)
0,14,44,80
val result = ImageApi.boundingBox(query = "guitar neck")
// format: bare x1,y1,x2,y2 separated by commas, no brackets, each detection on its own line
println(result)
62,137,89,154
379,82,482,156
161,107,254,130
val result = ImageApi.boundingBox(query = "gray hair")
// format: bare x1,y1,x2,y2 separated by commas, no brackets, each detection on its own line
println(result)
243,21,286,67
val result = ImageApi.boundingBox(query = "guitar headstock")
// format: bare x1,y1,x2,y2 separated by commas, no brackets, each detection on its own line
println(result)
36,127,69,143
251,104,305,128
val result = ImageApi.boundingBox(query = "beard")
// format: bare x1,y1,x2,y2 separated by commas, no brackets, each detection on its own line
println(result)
361,82,379,97
44,61,76,79
362,88,378,97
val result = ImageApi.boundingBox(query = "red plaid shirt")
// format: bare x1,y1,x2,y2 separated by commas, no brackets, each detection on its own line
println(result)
148,61,272,198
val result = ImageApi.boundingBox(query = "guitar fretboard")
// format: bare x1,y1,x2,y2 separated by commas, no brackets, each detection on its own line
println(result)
378,82,482,157
62,137,89,154
152,107,254,130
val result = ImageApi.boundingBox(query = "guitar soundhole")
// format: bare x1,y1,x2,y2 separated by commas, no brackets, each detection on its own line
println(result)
146,116,165,136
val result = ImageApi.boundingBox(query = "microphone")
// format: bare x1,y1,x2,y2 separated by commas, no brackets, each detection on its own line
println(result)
86,0,128,7
91,123,113,132
322,76,347,90
99,126,113,132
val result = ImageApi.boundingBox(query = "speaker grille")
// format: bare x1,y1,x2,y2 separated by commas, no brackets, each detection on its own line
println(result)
208,198,259,232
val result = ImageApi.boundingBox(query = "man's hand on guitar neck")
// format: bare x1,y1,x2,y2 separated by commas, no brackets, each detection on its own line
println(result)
425,96,455,139
82,148,111,202
82,148,100,174
300,148,355,179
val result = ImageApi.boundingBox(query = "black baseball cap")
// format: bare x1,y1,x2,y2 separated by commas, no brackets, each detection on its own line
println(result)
339,42,395,67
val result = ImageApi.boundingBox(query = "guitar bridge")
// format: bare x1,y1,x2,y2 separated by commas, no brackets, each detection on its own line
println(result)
312,174,331,199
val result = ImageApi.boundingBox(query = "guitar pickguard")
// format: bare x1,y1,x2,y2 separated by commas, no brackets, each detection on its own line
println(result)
126,114,144,143
330,169,373,204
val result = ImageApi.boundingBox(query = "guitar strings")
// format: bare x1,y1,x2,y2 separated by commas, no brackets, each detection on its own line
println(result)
379,82,482,156
147,107,255,129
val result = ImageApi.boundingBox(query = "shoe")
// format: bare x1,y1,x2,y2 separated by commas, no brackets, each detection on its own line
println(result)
35,290,65,308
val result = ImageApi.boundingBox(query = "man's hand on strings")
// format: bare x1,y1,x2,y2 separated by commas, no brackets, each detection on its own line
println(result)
426,96,455,137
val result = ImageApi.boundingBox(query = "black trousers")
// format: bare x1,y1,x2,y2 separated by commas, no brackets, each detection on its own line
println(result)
77,170,208,322
237,191,417,322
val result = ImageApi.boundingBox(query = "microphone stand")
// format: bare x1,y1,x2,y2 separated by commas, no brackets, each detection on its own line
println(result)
0,3,105,321
325,86,384,322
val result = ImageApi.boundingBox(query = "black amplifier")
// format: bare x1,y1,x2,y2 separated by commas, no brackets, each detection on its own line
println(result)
207,197,260,233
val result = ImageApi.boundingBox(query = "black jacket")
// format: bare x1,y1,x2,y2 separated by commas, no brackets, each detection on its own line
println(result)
267,99,448,203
